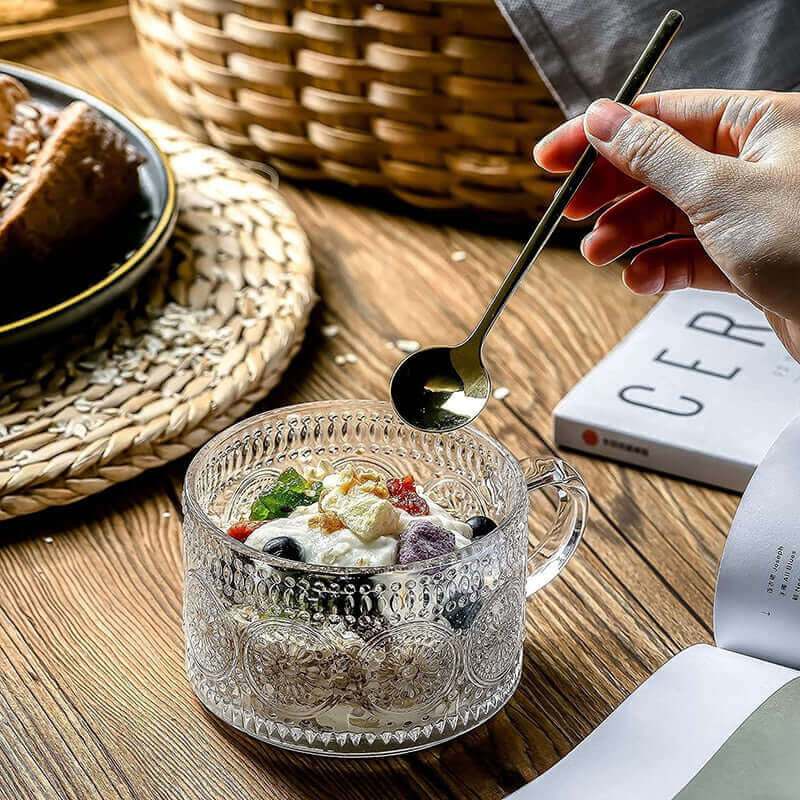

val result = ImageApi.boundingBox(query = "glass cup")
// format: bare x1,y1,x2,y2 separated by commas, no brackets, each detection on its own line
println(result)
182,400,589,756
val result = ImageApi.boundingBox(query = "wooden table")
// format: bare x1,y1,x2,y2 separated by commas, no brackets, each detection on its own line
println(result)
0,17,736,800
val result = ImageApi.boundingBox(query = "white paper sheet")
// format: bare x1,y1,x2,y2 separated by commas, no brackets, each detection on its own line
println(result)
507,646,797,800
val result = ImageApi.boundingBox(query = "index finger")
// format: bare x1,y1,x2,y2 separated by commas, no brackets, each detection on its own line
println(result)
534,88,768,172
533,115,587,173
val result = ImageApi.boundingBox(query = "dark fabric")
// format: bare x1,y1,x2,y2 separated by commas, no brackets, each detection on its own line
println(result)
494,0,800,117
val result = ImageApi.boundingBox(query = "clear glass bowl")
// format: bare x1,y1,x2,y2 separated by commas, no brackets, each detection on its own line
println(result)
182,400,589,757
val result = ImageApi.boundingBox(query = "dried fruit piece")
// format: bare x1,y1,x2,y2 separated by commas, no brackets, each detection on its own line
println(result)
227,520,263,542
395,493,428,515
387,476,414,496
398,519,454,564
250,468,323,521
387,475,429,516
309,512,347,535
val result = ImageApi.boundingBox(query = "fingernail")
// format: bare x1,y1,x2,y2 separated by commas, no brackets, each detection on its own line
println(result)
532,133,554,164
585,99,631,142
579,232,593,259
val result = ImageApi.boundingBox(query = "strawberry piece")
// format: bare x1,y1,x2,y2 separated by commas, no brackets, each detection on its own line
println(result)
227,520,263,542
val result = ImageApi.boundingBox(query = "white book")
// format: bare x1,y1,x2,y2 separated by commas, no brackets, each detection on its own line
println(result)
553,289,800,490
508,415,800,799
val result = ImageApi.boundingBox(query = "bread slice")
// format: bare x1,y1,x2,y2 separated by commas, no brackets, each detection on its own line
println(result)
0,99,143,264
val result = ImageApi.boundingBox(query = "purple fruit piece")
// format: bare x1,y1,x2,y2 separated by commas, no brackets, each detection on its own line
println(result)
398,520,455,565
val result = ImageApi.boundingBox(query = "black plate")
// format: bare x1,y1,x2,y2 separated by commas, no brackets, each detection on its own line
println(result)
0,61,177,349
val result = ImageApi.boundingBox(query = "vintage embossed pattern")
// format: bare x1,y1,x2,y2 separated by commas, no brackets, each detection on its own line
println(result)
182,401,532,756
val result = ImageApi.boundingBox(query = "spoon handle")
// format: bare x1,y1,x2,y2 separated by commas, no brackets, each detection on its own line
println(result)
468,9,684,343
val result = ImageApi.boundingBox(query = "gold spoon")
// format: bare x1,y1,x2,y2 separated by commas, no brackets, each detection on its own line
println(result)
390,9,684,432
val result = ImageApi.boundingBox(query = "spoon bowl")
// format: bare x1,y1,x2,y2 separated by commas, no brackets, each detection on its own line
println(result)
390,343,490,432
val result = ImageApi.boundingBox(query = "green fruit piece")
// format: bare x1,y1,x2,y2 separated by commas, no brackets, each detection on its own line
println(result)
250,468,323,521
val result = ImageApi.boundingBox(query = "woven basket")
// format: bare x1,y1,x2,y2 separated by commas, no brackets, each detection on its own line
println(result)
0,120,315,520
130,0,565,215
0,0,127,30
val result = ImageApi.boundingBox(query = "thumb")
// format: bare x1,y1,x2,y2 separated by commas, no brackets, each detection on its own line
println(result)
583,98,726,214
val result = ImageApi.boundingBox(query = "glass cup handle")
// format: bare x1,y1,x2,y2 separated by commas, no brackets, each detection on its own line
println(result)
520,457,589,598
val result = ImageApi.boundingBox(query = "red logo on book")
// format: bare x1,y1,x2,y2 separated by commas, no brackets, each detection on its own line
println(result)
582,429,599,446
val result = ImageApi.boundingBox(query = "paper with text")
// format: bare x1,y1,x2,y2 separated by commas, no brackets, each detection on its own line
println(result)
553,290,800,490
715,415,800,668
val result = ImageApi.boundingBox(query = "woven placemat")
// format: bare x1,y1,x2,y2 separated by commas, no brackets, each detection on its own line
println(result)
0,119,315,521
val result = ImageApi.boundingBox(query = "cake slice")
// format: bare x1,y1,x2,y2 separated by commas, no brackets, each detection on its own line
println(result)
0,96,143,264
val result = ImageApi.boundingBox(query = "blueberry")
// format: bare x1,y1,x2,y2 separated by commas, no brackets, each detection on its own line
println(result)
262,536,304,561
465,515,497,539
444,595,482,630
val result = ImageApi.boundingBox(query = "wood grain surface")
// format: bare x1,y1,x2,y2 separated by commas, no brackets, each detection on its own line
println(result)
0,17,736,800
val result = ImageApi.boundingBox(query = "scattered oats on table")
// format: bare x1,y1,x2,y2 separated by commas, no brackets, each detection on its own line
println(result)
493,387,510,400
450,250,467,262
344,353,358,364
334,355,347,366
394,339,420,353
321,324,340,337
43,537,53,544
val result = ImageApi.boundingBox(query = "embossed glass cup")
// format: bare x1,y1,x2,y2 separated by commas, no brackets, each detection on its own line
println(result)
182,400,589,757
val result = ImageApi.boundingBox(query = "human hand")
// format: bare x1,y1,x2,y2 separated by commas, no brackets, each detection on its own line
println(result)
533,90,800,361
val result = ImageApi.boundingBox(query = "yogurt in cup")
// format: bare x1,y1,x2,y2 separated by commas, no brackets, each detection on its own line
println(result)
182,400,589,757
